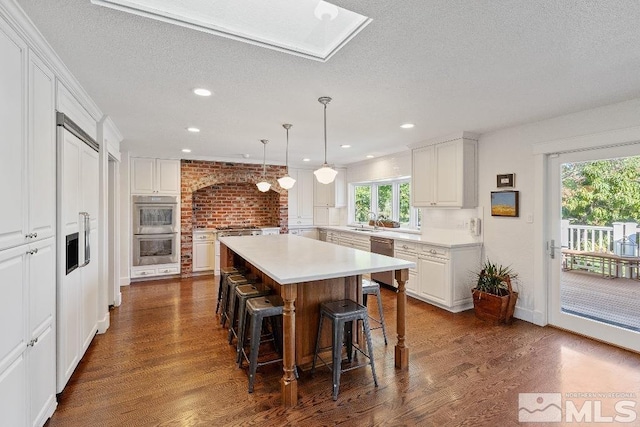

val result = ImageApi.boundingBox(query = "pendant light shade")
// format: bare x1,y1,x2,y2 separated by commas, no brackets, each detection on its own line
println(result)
256,139,271,192
314,96,338,184
277,123,296,190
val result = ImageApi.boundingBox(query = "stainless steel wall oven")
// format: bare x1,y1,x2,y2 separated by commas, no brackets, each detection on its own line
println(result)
132,195,179,266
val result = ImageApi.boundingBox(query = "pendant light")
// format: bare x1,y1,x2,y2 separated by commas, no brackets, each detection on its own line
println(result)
314,96,338,184
277,124,296,190
256,139,271,192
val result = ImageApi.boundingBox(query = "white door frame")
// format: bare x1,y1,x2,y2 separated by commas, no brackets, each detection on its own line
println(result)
533,125,640,351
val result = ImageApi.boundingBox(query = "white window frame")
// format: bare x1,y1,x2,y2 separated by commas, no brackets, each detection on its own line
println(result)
349,177,420,229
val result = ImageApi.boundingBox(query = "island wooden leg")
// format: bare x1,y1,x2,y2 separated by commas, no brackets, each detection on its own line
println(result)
281,284,298,407
394,269,409,369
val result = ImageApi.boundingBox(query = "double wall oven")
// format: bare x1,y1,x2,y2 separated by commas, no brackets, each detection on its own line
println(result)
132,195,179,266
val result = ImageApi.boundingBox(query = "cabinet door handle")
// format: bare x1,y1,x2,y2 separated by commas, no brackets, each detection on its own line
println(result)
430,249,437,254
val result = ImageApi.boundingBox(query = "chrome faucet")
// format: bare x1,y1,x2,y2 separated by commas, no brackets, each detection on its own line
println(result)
368,211,382,230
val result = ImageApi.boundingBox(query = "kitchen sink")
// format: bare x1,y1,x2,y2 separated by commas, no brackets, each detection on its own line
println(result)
352,228,380,232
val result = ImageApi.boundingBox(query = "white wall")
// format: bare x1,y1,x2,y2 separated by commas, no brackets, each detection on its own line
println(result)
478,97,640,324
346,151,411,183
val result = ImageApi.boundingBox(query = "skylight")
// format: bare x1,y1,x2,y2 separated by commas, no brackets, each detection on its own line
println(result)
91,0,372,62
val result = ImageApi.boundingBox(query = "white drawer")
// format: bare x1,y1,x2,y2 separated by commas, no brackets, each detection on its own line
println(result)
193,231,216,241
289,218,313,226
419,244,449,259
395,241,417,252
157,266,179,275
132,268,157,278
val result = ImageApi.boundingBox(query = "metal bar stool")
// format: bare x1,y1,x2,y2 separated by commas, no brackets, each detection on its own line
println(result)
216,266,238,314
362,279,388,345
228,282,271,352
311,299,378,401
220,274,249,327
238,295,284,393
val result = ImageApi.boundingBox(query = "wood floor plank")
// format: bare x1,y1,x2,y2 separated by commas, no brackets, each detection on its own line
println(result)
45,276,640,426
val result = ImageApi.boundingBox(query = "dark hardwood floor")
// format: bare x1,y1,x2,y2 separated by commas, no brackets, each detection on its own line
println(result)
46,276,640,426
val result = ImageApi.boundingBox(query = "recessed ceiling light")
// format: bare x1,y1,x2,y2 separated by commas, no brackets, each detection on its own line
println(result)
193,88,211,96
303,158,311,162
400,123,415,129
341,144,351,148
187,127,200,133
366,155,374,158
182,148,192,153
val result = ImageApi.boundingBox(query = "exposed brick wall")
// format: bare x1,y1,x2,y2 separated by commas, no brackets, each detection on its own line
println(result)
193,183,280,228
180,160,288,277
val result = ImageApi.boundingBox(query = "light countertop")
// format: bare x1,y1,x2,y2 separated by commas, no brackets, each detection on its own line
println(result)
219,234,415,285
318,225,482,248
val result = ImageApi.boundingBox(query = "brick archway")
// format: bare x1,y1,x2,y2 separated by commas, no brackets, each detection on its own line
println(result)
180,160,288,277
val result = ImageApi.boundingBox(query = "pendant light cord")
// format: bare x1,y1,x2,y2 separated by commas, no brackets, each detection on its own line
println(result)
285,127,289,174
323,101,328,165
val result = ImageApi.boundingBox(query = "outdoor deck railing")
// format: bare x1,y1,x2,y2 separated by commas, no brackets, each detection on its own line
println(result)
565,224,614,252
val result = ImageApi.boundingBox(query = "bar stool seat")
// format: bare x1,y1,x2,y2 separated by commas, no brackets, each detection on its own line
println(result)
362,279,388,345
238,295,284,393
228,282,271,354
311,299,378,401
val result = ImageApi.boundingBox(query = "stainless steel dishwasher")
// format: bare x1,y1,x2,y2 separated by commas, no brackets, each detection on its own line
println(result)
370,236,395,287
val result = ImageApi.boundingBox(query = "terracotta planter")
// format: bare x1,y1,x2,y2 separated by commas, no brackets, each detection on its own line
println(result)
471,276,518,324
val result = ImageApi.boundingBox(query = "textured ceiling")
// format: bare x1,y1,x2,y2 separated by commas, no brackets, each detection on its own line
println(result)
15,0,640,167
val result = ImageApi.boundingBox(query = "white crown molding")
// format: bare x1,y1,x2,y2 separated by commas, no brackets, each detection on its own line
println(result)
408,131,481,149
532,124,640,155
0,0,108,125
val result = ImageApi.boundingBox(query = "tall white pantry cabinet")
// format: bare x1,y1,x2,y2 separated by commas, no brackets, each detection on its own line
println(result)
0,13,57,427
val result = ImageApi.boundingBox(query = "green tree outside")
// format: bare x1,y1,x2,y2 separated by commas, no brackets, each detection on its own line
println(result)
562,157,640,226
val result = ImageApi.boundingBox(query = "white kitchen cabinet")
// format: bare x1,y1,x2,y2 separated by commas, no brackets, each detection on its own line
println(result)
28,53,56,245
418,253,448,305
131,158,181,195
290,228,317,239
193,230,216,273
0,18,56,426
411,134,478,208
313,168,346,207
338,231,370,251
0,20,27,252
57,128,100,393
261,227,280,235
131,264,180,279
313,207,340,226
0,21,53,252
409,242,480,312
0,238,56,427
288,168,314,226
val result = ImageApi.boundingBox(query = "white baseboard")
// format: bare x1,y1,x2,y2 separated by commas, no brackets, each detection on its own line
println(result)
114,291,122,307
514,306,535,324
120,276,130,286
97,311,110,334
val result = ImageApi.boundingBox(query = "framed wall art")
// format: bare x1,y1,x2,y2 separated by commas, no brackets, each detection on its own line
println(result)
491,191,519,217
496,173,515,188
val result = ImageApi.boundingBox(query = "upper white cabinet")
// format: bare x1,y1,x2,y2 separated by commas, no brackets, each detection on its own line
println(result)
411,133,478,208
0,19,27,252
314,168,346,207
131,158,180,195
28,53,56,243
287,168,314,226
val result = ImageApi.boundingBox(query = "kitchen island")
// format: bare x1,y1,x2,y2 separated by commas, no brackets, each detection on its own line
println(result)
219,234,415,407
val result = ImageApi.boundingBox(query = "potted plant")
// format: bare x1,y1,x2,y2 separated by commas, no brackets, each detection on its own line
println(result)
472,260,518,324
